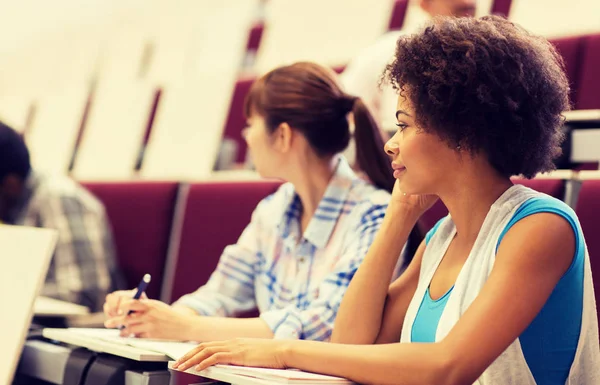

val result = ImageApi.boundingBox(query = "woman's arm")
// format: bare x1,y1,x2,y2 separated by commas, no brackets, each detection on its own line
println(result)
286,213,577,385
374,239,424,344
331,203,420,344
176,212,576,385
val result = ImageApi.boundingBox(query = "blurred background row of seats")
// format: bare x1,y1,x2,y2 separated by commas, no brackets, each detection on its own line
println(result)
0,0,598,180
80,170,600,323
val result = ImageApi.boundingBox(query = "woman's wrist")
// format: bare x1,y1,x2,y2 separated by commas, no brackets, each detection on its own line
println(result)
186,315,210,341
279,339,298,368
384,201,422,229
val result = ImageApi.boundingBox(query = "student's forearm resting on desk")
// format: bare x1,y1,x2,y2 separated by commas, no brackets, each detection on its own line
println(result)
283,341,452,385
331,204,421,344
185,316,275,341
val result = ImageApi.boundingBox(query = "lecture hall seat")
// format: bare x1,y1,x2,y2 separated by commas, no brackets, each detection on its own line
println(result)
574,179,600,324
513,178,565,200
490,0,513,17
247,22,265,52
576,33,600,110
166,180,282,304
81,181,179,299
222,76,256,164
550,35,586,109
388,0,409,30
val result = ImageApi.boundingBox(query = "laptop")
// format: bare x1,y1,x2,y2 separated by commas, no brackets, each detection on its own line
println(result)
0,226,57,385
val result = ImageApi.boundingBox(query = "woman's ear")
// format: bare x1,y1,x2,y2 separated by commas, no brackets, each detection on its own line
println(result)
274,122,293,153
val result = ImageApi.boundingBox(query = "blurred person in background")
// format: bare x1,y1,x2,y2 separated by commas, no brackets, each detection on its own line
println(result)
0,121,120,312
341,0,477,136
103,62,395,343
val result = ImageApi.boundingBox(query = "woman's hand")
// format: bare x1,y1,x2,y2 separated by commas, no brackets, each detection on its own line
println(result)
173,339,289,372
104,299,197,341
390,179,439,216
103,289,148,318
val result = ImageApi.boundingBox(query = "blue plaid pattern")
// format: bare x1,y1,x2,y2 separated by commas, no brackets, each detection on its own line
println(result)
175,157,390,341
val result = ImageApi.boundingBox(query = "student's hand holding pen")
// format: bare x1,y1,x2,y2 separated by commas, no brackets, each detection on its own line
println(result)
103,289,148,318
103,274,199,340
106,298,198,340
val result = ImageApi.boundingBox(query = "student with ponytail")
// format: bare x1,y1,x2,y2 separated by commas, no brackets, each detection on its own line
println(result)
102,62,396,343
176,18,600,385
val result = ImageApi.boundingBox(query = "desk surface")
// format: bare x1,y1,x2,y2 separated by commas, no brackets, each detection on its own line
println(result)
43,328,170,362
34,296,90,317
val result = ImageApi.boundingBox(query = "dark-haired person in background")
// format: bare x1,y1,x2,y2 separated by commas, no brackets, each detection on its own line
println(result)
0,122,119,312
104,62,395,342
175,16,599,384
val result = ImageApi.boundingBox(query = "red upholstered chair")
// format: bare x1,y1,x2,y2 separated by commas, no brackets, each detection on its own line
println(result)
550,36,586,108
81,182,179,299
490,0,513,17
576,33,600,110
417,200,449,236
247,22,265,51
574,179,600,324
512,178,565,200
222,77,256,163
166,180,282,304
388,0,409,30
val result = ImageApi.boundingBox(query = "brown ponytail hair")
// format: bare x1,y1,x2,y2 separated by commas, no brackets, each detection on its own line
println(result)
244,62,394,193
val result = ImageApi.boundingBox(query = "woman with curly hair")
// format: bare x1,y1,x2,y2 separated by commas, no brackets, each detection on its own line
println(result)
174,16,600,385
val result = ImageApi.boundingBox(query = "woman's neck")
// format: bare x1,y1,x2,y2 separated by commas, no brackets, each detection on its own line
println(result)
437,166,513,243
289,156,338,233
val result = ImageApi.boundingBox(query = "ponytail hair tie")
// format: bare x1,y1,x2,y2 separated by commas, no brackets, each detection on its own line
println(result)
339,95,358,114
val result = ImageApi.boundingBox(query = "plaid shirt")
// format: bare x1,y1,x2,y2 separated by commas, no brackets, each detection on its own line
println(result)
175,157,390,341
5,172,117,312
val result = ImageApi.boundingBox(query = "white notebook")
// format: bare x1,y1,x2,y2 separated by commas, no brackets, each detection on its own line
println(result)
43,328,198,362
169,362,353,385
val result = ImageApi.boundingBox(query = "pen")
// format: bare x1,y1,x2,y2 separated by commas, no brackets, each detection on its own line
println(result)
120,273,151,330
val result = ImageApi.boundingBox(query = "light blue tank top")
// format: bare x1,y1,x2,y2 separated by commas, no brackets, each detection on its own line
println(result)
410,196,584,385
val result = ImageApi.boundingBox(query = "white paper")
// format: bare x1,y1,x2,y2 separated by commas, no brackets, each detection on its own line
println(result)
67,328,198,359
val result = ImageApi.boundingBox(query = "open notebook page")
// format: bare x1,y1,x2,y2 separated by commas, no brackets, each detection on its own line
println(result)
67,328,198,359
169,362,353,385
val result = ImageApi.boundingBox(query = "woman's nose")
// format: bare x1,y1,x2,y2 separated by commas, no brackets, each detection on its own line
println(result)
385,140,399,156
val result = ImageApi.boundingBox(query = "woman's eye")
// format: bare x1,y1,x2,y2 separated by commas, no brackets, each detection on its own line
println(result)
396,123,408,131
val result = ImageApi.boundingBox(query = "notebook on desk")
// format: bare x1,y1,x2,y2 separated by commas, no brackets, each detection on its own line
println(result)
0,226,57,385
169,362,353,385
42,328,198,362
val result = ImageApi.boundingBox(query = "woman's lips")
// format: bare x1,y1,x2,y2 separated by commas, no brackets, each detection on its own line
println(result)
391,163,406,178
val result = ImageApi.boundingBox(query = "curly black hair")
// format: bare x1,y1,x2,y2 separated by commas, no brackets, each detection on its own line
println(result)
384,15,570,178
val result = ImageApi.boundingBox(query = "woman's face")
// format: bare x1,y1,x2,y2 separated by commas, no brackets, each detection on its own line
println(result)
244,114,283,178
384,95,461,195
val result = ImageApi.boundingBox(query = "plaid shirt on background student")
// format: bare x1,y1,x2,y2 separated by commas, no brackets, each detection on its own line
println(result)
175,156,392,341
5,172,119,312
